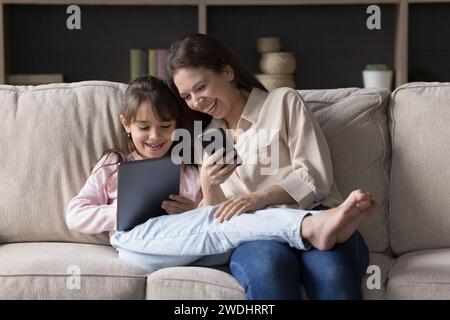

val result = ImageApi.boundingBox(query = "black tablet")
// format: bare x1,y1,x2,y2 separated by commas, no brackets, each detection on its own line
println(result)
116,156,180,231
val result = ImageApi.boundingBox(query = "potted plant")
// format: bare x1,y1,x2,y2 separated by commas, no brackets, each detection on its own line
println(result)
362,64,393,90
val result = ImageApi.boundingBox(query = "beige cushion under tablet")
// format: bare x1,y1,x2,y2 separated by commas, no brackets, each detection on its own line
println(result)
0,81,127,244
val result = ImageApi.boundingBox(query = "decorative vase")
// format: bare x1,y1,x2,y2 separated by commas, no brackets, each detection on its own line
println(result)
256,37,281,54
260,52,297,75
255,74,296,91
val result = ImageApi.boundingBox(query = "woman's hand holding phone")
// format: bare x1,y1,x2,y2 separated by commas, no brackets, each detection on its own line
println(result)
200,147,239,187
161,194,197,214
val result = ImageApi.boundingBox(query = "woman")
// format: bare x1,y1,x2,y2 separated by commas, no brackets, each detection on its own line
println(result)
167,33,376,299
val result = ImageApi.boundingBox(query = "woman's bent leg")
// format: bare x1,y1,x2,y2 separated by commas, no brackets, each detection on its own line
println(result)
300,231,369,300
230,240,302,300
110,205,313,257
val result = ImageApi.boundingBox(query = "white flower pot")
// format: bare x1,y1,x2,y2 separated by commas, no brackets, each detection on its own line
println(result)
362,70,393,90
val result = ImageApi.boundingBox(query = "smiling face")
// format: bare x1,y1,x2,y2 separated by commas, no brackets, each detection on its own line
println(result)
173,66,240,121
120,102,176,159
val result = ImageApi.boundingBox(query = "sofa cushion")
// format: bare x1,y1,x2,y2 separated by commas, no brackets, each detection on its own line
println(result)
389,82,450,255
145,251,393,300
0,81,127,244
146,266,246,300
299,88,391,253
387,249,450,299
0,242,153,299
362,252,394,300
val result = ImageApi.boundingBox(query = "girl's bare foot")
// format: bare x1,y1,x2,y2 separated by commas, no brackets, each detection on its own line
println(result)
300,190,368,250
336,193,378,243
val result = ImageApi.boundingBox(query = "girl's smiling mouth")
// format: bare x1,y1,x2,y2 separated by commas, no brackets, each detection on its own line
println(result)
144,141,166,152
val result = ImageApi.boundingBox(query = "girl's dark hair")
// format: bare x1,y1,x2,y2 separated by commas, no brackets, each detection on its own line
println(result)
166,33,267,95
94,75,209,173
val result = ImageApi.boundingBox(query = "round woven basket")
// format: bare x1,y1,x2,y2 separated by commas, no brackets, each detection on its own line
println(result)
260,52,297,75
255,74,296,91
256,37,281,53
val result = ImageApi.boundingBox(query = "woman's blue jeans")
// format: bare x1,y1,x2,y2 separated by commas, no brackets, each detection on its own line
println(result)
229,206,369,300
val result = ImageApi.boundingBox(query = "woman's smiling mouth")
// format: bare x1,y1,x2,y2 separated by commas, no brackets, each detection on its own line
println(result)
203,99,217,115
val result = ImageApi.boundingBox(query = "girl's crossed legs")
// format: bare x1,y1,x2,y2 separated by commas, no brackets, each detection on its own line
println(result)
111,204,310,270
110,190,376,270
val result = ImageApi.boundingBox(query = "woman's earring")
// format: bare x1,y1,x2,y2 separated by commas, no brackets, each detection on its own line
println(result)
127,133,131,139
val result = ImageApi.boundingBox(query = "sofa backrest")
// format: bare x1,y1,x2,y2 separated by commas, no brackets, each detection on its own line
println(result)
0,81,127,244
0,81,392,253
299,88,391,253
389,82,450,256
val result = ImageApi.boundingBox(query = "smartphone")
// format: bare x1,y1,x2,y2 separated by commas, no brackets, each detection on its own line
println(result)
198,128,242,166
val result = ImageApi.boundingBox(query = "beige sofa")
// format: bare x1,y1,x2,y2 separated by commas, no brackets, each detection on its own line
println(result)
1,81,449,299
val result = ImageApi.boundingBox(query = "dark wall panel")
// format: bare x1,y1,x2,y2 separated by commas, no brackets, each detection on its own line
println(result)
208,5,396,89
7,5,197,83
409,4,450,82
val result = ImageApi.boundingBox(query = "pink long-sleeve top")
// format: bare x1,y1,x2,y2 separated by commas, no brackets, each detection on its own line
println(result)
66,151,203,234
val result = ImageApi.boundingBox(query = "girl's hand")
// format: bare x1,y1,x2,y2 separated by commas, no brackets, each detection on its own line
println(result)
200,148,239,187
162,194,196,214
214,192,268,223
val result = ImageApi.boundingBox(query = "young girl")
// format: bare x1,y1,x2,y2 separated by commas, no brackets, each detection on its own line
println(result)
66,75,377,271
66,76,204,231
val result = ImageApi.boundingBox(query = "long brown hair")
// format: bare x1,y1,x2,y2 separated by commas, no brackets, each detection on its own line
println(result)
94,75,207,173
166,33,267,96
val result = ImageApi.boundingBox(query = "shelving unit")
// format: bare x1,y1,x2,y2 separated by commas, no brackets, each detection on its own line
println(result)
0,0,449,88
4,4,198,83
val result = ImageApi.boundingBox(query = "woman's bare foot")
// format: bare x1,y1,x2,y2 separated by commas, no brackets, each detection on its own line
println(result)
336,192,378,243
300,190,368,250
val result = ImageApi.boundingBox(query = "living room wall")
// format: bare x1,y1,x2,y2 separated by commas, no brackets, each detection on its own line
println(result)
5,5,197,83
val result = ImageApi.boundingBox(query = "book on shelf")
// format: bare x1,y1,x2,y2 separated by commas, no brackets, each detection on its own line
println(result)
130,48,169,81
130,49,148,81
7,74,64,85
148,49,157,78
156,49,169,80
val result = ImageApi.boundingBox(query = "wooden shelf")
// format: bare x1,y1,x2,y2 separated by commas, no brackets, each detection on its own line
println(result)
2,0,402,4
0,3,3,84
394,0,408,86
2,0,198,5
1,0,450,87
408,0,450,3
206,0,401,5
